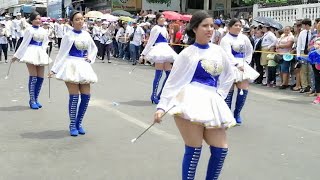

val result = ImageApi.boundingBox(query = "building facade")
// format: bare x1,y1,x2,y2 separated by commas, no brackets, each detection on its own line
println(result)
0,0,46,16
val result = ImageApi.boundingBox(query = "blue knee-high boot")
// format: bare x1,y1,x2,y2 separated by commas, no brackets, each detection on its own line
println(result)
182,145,202,180
224,90,234,109
28,76,39,109
69,94,79,136
205,146,228,180
150,70,162,104
76,94,90,135
234,89,248,124
157,70,170,100
34,77,44,108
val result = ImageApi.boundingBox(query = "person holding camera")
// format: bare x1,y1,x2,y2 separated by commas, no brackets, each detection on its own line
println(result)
128,20,145,65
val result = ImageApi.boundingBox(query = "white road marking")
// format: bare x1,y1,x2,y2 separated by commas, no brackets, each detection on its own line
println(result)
288,125,320,135
90,99,178,140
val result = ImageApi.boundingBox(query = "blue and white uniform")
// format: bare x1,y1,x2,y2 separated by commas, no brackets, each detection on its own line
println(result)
14,25,51,66
51,29,98,84
157,43,236,128
220,33,259,82
141,25,177,63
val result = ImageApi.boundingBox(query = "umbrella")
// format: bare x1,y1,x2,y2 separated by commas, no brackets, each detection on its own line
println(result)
101,14,119,22
119,16,134,22
162,11,181,21
253,16,283,30
181,14,192,21
111,10,132,17
84,11,103,18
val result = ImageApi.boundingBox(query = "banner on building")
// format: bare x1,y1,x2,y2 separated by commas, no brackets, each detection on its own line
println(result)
112,0,136,11
48,0,62,19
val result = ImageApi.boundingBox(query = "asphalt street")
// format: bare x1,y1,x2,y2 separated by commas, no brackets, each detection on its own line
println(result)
0,48,319,180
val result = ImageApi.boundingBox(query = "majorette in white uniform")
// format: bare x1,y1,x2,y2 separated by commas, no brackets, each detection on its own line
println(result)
157,43,236,128
14,25,51,65
51,29,98,84
141,25,177,63
220,32,259,82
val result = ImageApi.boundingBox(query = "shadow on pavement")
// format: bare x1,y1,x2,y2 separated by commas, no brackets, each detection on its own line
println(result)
0,105,30,111
118,100,151,107
20,130,69,139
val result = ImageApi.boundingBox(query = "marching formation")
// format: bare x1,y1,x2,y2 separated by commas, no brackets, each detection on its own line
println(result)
4,7,319,180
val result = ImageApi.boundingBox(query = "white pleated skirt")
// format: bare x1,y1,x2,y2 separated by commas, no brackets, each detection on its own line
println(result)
19,45,52,66
169,82,237,129
233,62,260,82
55,56,98,84
145,43,177,63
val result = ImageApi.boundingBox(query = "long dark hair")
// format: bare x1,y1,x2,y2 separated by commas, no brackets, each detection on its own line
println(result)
28,11,40,24
185,10,211,44
69,11,81,26
227,18,241,28
155,13,163,24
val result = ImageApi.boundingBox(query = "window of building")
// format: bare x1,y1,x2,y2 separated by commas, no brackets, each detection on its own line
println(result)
188,0,203,9
188,0,212,10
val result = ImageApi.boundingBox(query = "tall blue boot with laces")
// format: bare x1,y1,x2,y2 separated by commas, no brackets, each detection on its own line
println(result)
69,94,79,136
224,90,234,109
157,70,170,100
205,146,228,180
234,89,248,125
28,76,39,109
76,94,90,135
150,70,162,104
34,77,44,108
182,145,202,180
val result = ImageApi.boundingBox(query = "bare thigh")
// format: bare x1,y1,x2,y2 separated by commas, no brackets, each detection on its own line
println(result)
203,128,228,148
36,66,45,78
174,116,204,147
164,62,172,71
65,82,80,94
79,84,91,94
236,80,249,90
26,64,38,76
155,63,164,70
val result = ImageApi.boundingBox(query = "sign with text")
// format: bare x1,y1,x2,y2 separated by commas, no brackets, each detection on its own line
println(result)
112,0,136,11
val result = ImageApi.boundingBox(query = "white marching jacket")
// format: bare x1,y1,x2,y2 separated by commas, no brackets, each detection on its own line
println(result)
51,30,97,74
14,26,49,59
220,33,253,66
156,44,235,112
141,25,169,56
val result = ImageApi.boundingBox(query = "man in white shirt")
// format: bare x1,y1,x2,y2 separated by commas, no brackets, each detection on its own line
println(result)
124,22,133,60
54,18,64,48
4,15,13,51
128,20,145,65
92,19,102,58
260,23,277,85
210,19,225,44
11,13,24,51
0,22,8,63
297,18,312,93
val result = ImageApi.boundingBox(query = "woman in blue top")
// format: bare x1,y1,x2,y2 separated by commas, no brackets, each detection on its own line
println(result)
140,13,178,104
154,10,236,180
49,11,98,137
12,11,51,110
